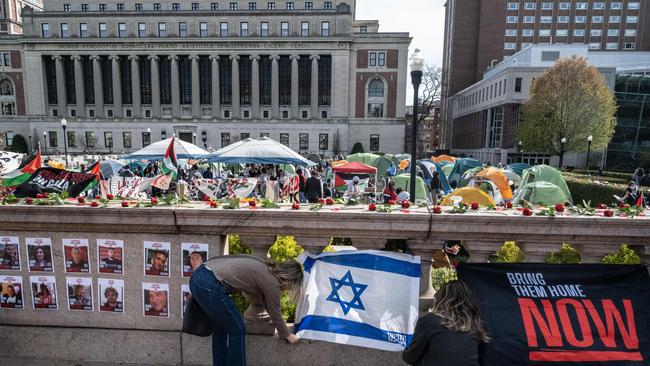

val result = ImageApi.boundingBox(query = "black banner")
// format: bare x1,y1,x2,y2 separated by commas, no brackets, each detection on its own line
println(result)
13,168,96,198
457,263,650,365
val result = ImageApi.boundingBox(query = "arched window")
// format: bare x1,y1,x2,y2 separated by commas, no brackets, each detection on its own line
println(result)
367,78,385,118
0,78,13,96
0,77,16,115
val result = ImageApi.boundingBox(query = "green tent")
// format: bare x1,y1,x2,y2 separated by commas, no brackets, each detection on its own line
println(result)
278,163,296,174
346,153,380,166
440,162,454,178
519,164,573,204
512,181,569,206
391,173,429,202
448,158,482,184
458,166,485,187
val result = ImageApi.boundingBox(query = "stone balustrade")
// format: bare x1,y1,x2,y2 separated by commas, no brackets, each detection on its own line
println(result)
0,203,648,365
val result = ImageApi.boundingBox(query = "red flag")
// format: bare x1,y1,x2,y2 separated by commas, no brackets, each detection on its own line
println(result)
636,194,643,207
18,146,42,174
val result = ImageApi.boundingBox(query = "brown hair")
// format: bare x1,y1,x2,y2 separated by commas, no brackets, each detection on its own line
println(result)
431,280,489,342
267,258,303,303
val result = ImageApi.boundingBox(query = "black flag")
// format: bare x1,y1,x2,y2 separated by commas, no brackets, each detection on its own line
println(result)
13,167,97,198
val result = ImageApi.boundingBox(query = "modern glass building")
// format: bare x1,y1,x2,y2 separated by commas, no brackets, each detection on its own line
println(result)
606,73,650,171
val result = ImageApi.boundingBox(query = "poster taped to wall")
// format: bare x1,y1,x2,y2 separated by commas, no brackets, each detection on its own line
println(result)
1,275,24,309
143,282,169,318
181,243,208,278
99,278,124,313
0,236,20,271
97,239,124,274
26,238,53,272
30,275,57,309
63,238,90,273
66,276,93,311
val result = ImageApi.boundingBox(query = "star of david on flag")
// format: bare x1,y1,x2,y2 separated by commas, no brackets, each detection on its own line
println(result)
326,270,368,315
295,250,420,351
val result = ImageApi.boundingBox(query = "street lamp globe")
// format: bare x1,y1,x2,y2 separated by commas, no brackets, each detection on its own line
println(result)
587,135,593,142
561,137,566,144
146,127,151,133
60,118,67,127
409,48,425,74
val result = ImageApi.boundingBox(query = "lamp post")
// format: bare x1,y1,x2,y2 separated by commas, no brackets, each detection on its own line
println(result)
586,135,593,170
518,140,522,163
201,130,207,148
409,49,424,203
61,118,68,166
193,132,197,145
43,131,47,155
28,135,32,153
560,137,566,170
161,130,166,140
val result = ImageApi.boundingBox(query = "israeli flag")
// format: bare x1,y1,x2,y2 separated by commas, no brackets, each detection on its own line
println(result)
295,250,420,351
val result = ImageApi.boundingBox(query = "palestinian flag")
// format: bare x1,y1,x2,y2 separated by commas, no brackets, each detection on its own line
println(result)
333,173,370,192
1,147,42,187
160,138,177,179
82,161,102,192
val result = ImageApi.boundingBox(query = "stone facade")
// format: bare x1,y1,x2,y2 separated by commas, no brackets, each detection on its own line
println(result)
0,0,410,156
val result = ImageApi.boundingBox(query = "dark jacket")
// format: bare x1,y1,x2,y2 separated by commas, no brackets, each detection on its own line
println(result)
402,313,480,366
305,176,323,202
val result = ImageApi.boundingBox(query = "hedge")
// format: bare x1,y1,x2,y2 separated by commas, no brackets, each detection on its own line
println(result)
564,174,649,205
570,169,632,181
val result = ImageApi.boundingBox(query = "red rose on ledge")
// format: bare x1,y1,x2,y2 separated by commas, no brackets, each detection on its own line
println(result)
603,210,614,217
292,202,301,210
401,201,410,209
433,206,442,214
618,203,629,209
151,197,159,205
388,199,397,205
95,195,101,200
368,203,377,211
90,201,99,207
555,203,565,213
25,197,33,204
210,201,218,208
471,202,479,210
249,200,257,207
522,208,533,216
325,198,334,205
318,198,326,204
505,201,513,209
203,195,211,202
77,196,85,204
106,194,114,200
121,201,129,207
597,203,608,209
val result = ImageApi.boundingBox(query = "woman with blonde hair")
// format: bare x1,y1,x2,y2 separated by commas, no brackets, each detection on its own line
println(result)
402,280,488,366
189,255,303,366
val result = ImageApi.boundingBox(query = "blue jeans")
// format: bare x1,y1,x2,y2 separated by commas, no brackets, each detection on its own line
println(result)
190,266,246,366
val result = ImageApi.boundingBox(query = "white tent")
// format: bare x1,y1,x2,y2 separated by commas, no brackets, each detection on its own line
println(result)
206,137,316,166
123,137,209,160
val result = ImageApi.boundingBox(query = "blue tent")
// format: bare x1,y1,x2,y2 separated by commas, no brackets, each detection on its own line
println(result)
416,160,452,194
448,158,482,185
206,137,316,166
506,163,532,177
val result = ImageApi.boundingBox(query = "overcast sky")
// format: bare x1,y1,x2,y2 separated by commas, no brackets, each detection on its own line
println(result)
356,0,446,103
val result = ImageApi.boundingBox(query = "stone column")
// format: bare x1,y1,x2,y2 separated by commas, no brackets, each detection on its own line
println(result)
71,55,85,117
290,55,299,118
406,239,445,316
169,55,180,117
53,55,67,116
310,55,319,119
230,55,240,118
190,55,200,119
270,55,279,118
129,56,141,118
109,55,122,117
210,55,220,117
250,55,260,118
149,56,160,118
90,55,104,118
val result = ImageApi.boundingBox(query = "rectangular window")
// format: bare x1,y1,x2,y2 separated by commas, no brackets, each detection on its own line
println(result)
369,135,379,152
522,29,534,37
116,3,124,10
506,16,518,23
281,21,289,36
260,22,269,36
299,133,309,150
592,16,603,23
200,22,208,37
221,133,231,147
588,42,601,49
268,2,275,9
558,16,569,23
610,2,622,10
48,131,58,148
220,22,228,37
607,29,619,37
60,23,69,38
153,3,160,10
369,52,377,66
559,2,570,10
324,1,332,9
138,23,146,37
378,52,385,67
628,2,640,10
249,2,257,9
606,42,618,50
66,131,75,147
118,23,126,38
142,132,151,147
321,21,330,36
305,2,312,9
514,77,522,92
99,3,106,11
192,2,199,10
172,2,180,10
609,16,620,23
541,2,553,10
574,29,585,36
624,29,637,37
301,21,309,36
240,22,248,36
42,23,50,38
179,22,188,37
81,3,88,11
135,3,142,10
591,29,602,36
505,29,517,37
524,2,535,10
540,16,552,23
575,16,586,23
123,132,132,148
593,2,604,9
556,29,568,37
286,2,294,10
99,23,107,37
158,22,166,37
280,133,289,146
507,2,519,10
319,134,328,150
623,43,635,50
626,16,638,24
504,43,516,49
575,2,587,10
230,2,237,10
104,132,113,148
79,23,88,37
360,26,367,33
85,132,96,147
63,4,71,11
211,2,218,10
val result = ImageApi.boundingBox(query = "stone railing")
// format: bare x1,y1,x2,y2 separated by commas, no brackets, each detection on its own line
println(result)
0,203,648,365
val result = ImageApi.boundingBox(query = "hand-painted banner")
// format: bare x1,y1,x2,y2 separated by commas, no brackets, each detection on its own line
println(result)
225,178,257,199
100,176,152,198
151,174,172,190
13,167,96,198
0,151,22,175
191,178,222,199
457,263,650,365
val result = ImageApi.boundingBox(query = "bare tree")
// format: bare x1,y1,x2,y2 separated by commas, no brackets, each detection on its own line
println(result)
416,65,444,126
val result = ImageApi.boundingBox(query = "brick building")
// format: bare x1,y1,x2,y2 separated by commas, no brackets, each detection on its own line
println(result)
404,103,441,158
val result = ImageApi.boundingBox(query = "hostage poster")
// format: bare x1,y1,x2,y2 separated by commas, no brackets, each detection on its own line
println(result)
144,241,170,277
63,239,90,273
30,275,57,310
97,239,124,274
1,275,24,309
26,238,53,272
457,263,650,365
66,276,93,311
0,236,20,270
143,282,169,317
13,167,96,198
99,278,124,313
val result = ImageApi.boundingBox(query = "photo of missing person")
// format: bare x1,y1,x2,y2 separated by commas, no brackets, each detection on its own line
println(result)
30,276,57,309
26,238,53,272
97,239,124,274
1,276,24,309
144,241,170,277
66,277,93,311
181,243,208,278
63,239,90,273
0,236,20,270
99,278,124,313
181,284,191,317
143,282,169,317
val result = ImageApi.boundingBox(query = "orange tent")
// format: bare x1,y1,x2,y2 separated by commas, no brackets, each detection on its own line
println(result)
475,167,513,200
432,155,456,164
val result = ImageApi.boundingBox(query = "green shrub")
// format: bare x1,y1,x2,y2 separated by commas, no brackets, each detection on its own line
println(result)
280,293,297,322
268,236,303,261
329,237,353,246
563,172,648,205
431,267,457,291
321,245,336,253
570,169,631,180
351,142,364,154
602,244,641,264
545,243,581,264
231,294,250,314
228,234,251,255
9,134,28,154
494,241,525,263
